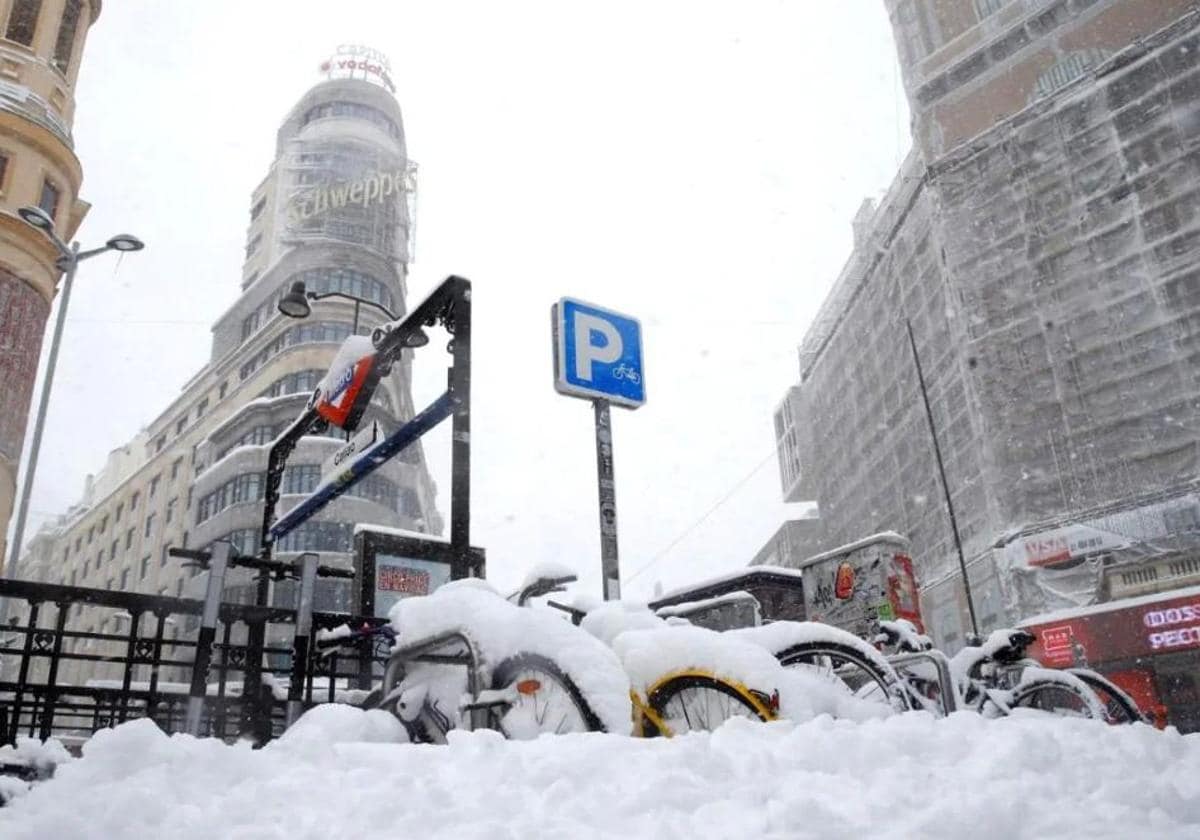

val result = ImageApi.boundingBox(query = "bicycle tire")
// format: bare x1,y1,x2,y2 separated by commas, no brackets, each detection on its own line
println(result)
643,672,773,737
1008,676,1101,719
490,652,606,738
776,641,911,712
1067,669,1144,725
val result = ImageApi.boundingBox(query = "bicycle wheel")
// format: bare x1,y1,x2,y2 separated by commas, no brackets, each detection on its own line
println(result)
490,652,605,738
643,672,774,737
776,641,911,712
1009,677,1100,719
1067,669,1144,724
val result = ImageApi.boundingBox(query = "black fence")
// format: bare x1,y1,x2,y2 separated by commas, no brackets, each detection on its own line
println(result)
0,577,388,748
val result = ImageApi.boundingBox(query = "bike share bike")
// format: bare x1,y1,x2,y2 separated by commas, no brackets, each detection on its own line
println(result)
875,620,1147,723
317,572,795,741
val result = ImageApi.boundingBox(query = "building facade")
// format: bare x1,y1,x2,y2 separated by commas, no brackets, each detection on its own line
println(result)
15,67,442,685
774,0,1200,665
0,0,101,569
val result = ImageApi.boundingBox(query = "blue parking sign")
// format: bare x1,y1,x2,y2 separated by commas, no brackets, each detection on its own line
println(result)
553,298,646,408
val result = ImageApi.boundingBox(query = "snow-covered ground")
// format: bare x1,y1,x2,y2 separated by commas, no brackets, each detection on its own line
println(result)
2,707,1198,839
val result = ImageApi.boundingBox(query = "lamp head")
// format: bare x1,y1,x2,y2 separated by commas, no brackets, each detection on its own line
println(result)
278,281,312,319
17,205,55,231
106,234,145,252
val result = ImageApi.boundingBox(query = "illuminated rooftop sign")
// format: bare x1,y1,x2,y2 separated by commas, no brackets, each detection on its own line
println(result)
318,45,395,93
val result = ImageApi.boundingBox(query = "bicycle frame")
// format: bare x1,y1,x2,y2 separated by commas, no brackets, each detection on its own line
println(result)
885,650,958,714
377,629,489,735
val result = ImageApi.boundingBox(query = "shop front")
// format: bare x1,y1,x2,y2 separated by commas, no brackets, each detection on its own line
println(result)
1021,585,1200,732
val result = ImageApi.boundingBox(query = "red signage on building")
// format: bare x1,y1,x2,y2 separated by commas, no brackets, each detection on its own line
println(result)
1024,588,1200,665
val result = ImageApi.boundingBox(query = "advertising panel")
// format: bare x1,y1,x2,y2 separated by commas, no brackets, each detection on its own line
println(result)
372,554,453,619
1023,586,1200,665
801,534,924,639
354,527,486,619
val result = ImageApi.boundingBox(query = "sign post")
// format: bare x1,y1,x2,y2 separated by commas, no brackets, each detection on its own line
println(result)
593,400,620,600
552,298,645,600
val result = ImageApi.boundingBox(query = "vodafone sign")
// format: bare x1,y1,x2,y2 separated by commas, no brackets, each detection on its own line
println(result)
319,45,396,92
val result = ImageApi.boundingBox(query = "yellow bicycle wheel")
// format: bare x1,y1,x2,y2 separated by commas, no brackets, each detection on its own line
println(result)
639,669,777,737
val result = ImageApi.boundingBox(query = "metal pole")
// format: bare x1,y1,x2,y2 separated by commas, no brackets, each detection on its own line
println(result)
449,282,472,576
906,319,979,641
593,399,620,600
3,244,78,588
286,552,318,727
347,300,360,442
186,543,229,736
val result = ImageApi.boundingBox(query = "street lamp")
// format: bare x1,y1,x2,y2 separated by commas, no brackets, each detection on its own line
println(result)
2,207,145,609
277,280,428,347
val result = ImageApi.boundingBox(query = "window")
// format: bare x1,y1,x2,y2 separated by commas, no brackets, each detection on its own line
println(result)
39,179,60,222
125,527,133,549
0,153,9,191
196,398,208,419
52,0,81,73
69,569,76,587
160,543,171,567
74,536,81,552
171,458,181,480
115,502,123,522
166,497,177,523
155,435,165,453
300,101,402,140
110,538,118,562
87,526,94,544
176,578,184,598
131,491,140,509
186,487,193,509
196,472,264,522
149,474,160,498
119,568,130,590
140,555,149,579
4,0,41,47
100,515,108,533
97,547,105,565
219,381,228,399
974,0,1006,18
144,512,156,538
175,416,187,435
1034,49,1109,98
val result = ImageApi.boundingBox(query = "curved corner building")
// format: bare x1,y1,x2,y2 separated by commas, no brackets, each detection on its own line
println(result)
0,0,102,570
195,74,440,608
17,63,442,683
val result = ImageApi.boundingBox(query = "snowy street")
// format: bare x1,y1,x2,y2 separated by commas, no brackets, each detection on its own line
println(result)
2,708,1198,839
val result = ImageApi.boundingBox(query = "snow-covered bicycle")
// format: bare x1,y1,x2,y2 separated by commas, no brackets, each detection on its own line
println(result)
872,622,1142,722
317,576,632,742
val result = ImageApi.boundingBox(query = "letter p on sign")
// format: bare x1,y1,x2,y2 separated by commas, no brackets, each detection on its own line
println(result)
553,298,646,408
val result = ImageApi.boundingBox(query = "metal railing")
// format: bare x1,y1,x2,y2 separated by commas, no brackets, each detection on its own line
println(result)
0,551,387,747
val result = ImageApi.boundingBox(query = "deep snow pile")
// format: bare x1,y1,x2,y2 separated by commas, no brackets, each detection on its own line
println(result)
2,709,1198,838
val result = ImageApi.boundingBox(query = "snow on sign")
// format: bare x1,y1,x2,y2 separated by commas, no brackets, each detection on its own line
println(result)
552,298,646,408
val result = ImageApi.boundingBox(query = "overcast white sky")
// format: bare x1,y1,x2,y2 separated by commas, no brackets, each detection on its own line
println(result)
15,0,910,598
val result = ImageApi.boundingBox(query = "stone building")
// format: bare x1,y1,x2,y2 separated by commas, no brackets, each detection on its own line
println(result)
0,0,101,568
774,0,1200,652
13,63,442,685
